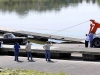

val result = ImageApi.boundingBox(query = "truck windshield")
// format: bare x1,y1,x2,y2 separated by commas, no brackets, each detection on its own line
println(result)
3,33,16,39
11,34,15,38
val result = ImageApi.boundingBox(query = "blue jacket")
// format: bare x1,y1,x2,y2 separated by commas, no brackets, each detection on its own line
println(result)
14,44,20,52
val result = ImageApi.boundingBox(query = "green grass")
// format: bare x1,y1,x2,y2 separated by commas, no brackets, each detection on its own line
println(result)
27,39,46,45
0,68,69,75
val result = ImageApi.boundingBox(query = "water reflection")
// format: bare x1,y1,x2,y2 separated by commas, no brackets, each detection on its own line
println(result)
0,0,100,16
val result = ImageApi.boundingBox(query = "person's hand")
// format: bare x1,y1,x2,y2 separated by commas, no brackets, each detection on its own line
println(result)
43,47,46,50
50,42,53,46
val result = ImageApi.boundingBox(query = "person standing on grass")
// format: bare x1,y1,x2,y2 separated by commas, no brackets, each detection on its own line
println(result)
85,34,90,48
43,41,53,61
14,42,20,61
25,41,33,61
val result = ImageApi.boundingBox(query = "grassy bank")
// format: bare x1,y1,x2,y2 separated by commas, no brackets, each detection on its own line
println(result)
0,68,69,75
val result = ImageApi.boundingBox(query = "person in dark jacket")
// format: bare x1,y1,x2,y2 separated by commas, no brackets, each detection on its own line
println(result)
85,34,89,48
14,42,20,61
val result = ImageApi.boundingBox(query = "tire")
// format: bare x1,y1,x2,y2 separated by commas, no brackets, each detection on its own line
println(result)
93,38,100,48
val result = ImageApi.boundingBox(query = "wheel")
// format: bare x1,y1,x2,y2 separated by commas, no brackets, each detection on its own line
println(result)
93,38,100,48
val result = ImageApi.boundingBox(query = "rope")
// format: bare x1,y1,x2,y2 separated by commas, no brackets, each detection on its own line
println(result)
51,20,89,34
0,20,89,37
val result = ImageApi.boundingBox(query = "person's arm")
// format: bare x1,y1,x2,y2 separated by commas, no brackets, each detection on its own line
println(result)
25,45,28,51
14,45,15,49
19,45,20,48
29,42,32,45
50,42,53,46
43,45,46,50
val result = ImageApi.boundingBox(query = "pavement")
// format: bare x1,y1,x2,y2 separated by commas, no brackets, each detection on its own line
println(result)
0,54,100,75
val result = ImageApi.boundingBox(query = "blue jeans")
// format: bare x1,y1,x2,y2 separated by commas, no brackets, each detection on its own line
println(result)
45,50,51,61
27,52,32,60
90,41,93,47
14,51,19,61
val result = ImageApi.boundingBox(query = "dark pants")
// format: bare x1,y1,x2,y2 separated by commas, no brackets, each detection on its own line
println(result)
0,42,1,48
45,50,51,61
27,51,32,60
85,40,89,48
14,51,19,61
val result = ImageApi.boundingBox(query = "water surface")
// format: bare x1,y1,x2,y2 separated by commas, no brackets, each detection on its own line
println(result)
0,0,100,39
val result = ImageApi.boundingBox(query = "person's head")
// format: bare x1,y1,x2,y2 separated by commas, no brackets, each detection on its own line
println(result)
28,41,30,43
86,34,87,36
46,41,50,44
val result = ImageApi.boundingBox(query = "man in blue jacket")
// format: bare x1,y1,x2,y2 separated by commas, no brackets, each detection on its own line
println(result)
14,42,20,61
